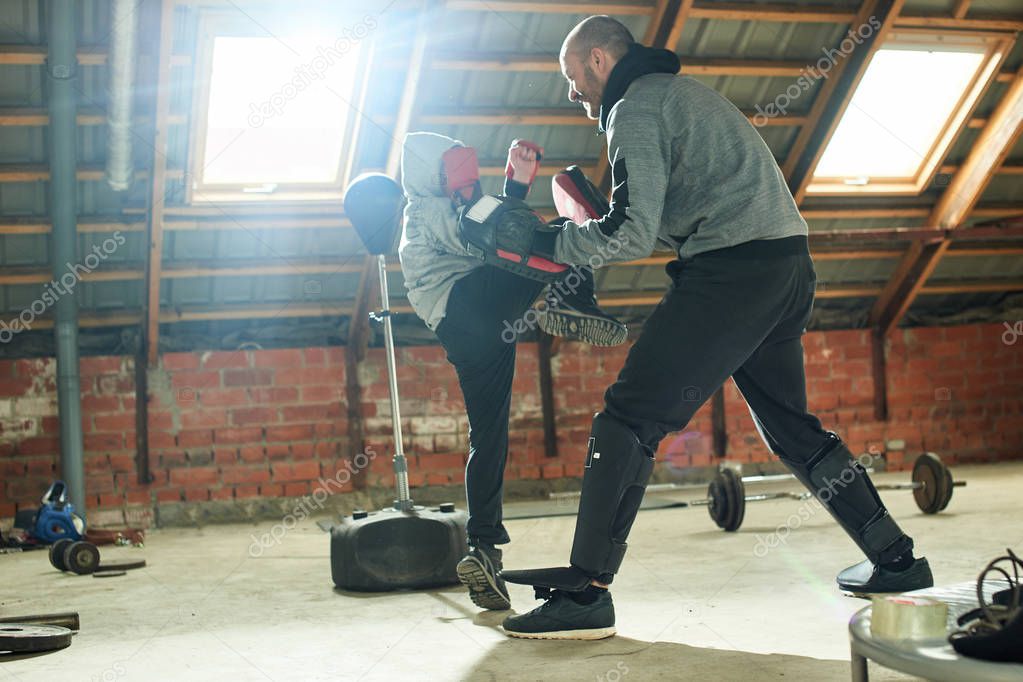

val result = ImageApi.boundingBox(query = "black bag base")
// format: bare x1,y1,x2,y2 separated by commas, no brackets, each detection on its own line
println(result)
330,505,469,591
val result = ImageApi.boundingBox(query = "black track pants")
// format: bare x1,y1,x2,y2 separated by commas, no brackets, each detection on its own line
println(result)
436,266,545,545
604,237,831,461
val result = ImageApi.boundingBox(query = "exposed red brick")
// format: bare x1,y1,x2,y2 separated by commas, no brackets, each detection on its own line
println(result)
222,466,271,485
266,424,315,442
214,427,263,444
162,352,201,371
93,412,136,432
201,351,250,370
272,460,320,482
199,388,250,407
223,369,274,387
169,467,219,486
178,429,214,448
230,407,278,425
253,349,305,368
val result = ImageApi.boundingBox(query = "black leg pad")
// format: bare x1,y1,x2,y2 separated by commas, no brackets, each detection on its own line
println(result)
569,412,654,578
782,433,912,565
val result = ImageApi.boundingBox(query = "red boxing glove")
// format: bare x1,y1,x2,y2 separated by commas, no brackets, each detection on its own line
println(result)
505,139,544,186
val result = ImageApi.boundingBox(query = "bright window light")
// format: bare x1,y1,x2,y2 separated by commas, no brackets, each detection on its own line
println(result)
807,31,1010,195
815,49,983,179
193,30,363,200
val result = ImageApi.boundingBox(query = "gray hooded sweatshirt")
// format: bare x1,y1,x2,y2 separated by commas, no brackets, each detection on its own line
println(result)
398,132,480,331
534,44,808,267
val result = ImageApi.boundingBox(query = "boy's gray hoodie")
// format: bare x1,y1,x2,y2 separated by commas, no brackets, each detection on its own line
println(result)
398,132,480,331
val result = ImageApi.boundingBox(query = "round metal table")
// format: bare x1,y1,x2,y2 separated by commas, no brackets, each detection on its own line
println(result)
848,581,1023,681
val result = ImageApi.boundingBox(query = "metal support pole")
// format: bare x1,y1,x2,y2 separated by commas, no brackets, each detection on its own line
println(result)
376,254,413,511
47,0,86,520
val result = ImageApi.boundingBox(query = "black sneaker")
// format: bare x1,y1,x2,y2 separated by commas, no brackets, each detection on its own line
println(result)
456,541,511,611
837,557,934,595
538,268,627,347
502,588,616,640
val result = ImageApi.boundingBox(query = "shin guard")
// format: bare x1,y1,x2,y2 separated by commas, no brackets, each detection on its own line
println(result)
783,434,912,565
569,412,654,580
501,413,653,592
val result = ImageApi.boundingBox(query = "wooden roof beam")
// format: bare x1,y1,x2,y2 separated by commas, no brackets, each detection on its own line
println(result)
869,65,1023,335
783,0,905,204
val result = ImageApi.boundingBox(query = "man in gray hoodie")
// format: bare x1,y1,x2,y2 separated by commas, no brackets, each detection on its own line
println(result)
499,15,933,640
399,131,627,611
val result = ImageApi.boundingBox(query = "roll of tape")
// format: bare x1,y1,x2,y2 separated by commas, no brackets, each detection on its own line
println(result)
870,595,949,639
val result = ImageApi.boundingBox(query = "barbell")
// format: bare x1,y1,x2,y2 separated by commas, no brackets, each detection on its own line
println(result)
703,452,965,532
549,452,965,533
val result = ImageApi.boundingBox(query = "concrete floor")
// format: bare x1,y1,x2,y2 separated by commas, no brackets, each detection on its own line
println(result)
2,461,1021,681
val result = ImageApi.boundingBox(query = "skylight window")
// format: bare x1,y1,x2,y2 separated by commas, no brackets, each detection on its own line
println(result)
807,31,1013,195
188,14,368,203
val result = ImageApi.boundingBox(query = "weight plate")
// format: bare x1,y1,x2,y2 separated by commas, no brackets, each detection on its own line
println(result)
49,538,74,571
719,468,744,532
0,624,72,653
707,476,729,529
64,541,100,575
911,453,950,514
939,462,954,512
724,468,745,532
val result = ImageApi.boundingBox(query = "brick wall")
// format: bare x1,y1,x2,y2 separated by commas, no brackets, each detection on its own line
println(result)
1,323,1020,524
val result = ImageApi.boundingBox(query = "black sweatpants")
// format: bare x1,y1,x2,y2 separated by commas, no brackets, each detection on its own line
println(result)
436,266,545,545
604,236,831,462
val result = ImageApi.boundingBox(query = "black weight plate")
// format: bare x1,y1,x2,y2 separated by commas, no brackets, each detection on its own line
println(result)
707,475,729,529
724,468,745,532
64,541,100,575
912,453,949,514
719,468,744,532
49,538,74,571
0,624,72,653
939,462,954,511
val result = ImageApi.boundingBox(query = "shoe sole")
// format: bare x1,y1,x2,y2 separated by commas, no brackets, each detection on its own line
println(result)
502,626,616,640
837,563,935,598
537,309,627,347
457,557,511,611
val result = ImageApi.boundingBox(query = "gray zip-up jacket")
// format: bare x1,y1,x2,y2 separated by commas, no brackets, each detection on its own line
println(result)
398,131,479,331
538,44,808,266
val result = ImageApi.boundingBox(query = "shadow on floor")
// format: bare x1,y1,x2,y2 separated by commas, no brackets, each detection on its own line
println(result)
423,591,894,681
464,638,866,681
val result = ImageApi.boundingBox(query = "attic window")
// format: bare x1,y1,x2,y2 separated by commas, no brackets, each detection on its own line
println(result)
807,30,1013,195
188,14,368,203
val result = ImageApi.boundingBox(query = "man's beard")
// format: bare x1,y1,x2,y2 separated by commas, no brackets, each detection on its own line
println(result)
580,63,602,120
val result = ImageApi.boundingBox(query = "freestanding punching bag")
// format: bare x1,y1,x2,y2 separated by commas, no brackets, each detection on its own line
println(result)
331,173,468,591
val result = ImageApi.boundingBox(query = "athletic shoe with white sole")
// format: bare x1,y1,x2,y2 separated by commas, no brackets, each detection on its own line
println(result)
502,588,616,640
456,540,511,611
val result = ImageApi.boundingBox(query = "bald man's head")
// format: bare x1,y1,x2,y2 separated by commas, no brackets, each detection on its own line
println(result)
559,16,635,120
562,15,634,62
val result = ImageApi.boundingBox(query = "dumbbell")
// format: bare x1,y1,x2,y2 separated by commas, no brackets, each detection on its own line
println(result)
701,452,965,532
49,539,146,576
